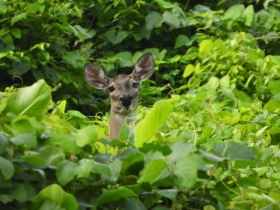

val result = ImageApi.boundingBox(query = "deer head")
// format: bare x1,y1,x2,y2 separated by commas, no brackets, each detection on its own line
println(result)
84,52,155,139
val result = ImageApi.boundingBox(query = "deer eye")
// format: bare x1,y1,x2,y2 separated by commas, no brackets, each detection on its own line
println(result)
132,83,139,88
108,86,115,92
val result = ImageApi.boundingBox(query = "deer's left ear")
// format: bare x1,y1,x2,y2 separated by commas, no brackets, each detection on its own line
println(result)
133,52,155,81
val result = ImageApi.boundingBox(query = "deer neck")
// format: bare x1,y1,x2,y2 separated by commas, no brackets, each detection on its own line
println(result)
109,108,136,140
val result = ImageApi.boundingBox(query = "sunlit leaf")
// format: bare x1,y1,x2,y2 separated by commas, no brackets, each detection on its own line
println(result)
11,13,27,25
76,125,98,147
138,159,168,184
135,97,178,147
4,80,51,120
243,5,254,26
31,184,78,210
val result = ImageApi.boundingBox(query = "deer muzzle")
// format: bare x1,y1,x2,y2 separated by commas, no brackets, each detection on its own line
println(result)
120,94,133,109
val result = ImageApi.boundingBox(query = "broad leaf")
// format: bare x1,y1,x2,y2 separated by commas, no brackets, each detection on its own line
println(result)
174,153,197,188
46,134,80,154
76,159,95,178
221,4,245,20
145,11,163,30
93,187,137,210
56,160,77,185
0,157,15,180
10,134,37,148
138,159,168,184
135,97,178,147
31,184,78,210
156,189,178,200
92,162,111,177
200,149,224,162
199,40,213,55
243,5,254,26
175,34,190,49
213,141,256,161
76,125,98,147
4,80,51,120
11,12,27,25
167,140,196,163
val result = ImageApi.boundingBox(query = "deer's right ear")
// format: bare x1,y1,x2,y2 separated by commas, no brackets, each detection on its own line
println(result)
84,63,109,89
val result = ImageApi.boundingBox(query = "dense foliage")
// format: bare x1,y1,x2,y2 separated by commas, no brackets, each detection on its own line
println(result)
1,0,280,209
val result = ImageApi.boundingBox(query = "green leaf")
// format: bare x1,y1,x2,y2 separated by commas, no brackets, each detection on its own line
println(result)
31,184,78,210
167,140,196,163
56,160,77,185
138,159,168,184
69,24,96,41
11,12,27,25
207,77,219,90
8,183,28,202
221,4,245,20
76,125,98,147
40,200,63,210
233,89,252,108
145,11,163,30
154,0,175,9
121,152,144,175
200,150,224,162
162,11,180,28
264,99,280,112
118,198,146,210
92,162,111,177
174,153,197,188
268,80,280,95
10,28,21,38
0,194,12,203
175,34,190,49
24,155,46,165
0,157,15,180
199,40,213,55
0,5,7,14
39,146,65,166
46,134,80,154
103,158,122,183
93,187,137,210
10,134,37,148
114,52,133,67
76,159,95,178
220,75,230,88
4,80,52,120
183,64,194,78
0,132,10,155
243,5,254,26
135,97,178,147
197,126,214,145
156,189,178,200
104,30,129,45
213,141,256,161
11,117,36,136
1,33,13,45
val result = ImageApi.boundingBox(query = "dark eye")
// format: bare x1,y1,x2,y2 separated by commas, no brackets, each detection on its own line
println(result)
132,83,139,88
108,86,115,92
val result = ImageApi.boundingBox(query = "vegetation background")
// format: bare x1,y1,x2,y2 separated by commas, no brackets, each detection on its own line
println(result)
1,0,280,209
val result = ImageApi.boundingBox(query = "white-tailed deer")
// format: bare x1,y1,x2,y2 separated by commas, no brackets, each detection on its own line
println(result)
84,52,155,139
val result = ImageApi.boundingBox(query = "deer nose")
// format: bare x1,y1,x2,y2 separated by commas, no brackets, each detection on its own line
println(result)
120,94,133,108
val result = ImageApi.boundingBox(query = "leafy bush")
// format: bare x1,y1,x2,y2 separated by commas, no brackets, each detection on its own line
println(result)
1,0,280,209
